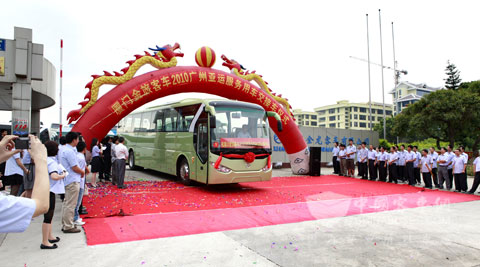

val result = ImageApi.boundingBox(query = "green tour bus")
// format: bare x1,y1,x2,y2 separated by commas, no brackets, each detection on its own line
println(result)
117,98,283,185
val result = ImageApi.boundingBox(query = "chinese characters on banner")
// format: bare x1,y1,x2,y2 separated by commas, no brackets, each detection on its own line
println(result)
109,70,292,126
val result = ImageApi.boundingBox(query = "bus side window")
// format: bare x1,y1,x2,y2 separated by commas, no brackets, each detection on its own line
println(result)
154,110,164,132
140,111,152,132
165,109,178,132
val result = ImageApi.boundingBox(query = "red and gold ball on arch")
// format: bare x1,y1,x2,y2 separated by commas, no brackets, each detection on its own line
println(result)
195,46,216,68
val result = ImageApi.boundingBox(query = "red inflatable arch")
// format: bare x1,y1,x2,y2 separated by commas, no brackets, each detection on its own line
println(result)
71,66,309,174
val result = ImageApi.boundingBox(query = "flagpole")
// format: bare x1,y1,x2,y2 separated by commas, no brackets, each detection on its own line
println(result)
59,39,63,137
379,9,386,140
366,14,372,131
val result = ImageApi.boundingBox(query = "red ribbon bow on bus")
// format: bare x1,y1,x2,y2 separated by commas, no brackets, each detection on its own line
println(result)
214,152,271,169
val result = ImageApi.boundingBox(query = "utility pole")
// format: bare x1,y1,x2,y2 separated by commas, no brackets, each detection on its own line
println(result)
392,22,399,144
59,39,63,137
379,9,386,140
366,14,372,131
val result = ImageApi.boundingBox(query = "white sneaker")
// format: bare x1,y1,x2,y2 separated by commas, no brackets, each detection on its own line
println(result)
74,219,85,226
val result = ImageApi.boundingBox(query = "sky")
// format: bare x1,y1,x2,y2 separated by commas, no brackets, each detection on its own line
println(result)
1,0,479,127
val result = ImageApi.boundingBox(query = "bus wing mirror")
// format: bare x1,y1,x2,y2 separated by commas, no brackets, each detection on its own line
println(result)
277,121,283,132
209,116,216,128
266,111,283,132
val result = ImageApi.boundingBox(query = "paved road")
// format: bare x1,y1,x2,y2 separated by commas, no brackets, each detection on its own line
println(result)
1,168,480,267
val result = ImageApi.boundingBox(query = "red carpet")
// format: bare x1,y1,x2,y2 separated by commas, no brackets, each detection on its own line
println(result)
82,176,480,245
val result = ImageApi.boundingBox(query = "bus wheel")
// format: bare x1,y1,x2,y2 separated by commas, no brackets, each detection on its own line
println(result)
128,151,137,170
177,158,192,186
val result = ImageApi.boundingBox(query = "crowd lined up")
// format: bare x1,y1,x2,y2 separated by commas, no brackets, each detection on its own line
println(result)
0,131,129,250
332,139,480,194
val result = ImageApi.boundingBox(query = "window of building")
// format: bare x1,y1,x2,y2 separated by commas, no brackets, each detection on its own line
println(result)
318,110,326,115
311,115,317,120
319,124,325,127
386,110,392,115
354,122,358,127
360,122,367,128
337,115,340,120
337,123,340,127
337,108,340,113
360,107,367,113
306,121,309,125
354,107,358,112
377,109,383,115
329,116,335,121
305,115,310,119
345,108,349,113
319,117,326,122
378,117,382,121
329,123,336,128
372,109,376,114
328,108,335,114
311,121,317,126
359,115,366,120
354,114,358,119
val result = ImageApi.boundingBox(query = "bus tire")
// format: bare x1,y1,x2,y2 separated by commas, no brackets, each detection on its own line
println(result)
177,158,192,186
128,150,138,170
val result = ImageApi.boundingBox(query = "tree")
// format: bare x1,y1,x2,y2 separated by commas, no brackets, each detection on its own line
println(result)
373,116,396,143
444,60,462,90
458,81,480,155
392,88,480,148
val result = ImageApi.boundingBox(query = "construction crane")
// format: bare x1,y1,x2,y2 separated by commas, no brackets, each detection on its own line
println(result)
349,56,408,86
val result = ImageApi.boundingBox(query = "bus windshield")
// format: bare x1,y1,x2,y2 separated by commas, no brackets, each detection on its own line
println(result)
210,106,270,154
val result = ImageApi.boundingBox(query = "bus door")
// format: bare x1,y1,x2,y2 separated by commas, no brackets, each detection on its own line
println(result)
194,119,209,183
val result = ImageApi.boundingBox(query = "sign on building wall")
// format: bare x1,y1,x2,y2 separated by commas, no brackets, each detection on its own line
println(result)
0,57,4,76
271,126,379,163
0,39,5,51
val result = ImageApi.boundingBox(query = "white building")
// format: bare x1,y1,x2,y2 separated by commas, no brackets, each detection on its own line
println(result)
389,81,443,115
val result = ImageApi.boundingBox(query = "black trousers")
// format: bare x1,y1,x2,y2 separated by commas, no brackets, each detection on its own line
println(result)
389,164,398,183
378,161,386,181
333,156,339,174
448,169,453,185
359,162,368,179
414,168,421,183
406,162,415,185
431,168,438,186
368,160,377,180
454,173,468,192
469,172,480,193
397,166,405,182
422,172,433,188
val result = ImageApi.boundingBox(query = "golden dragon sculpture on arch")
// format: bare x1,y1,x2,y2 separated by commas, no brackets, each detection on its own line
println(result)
221,55,294,118
67,43,184,123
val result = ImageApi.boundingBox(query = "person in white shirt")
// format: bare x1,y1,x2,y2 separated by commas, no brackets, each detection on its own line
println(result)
358,143,368,179
468,154,480,194
74,142,89,226
110,136,119,184
345,139,356,177
378,147,388,182
397,145,406,183
237,125,252,138
338,144,347,176
0,135,49,233
452,149,468,192
429,147,439,188
420,149,433,189
367,145,378,181
446,145,455,184
332,142,340,174
4,147,29,196
413,146,422,184
388,146,399,183
405,145,416,186
41,141,66,249
437,147,451,190
114,137,129,189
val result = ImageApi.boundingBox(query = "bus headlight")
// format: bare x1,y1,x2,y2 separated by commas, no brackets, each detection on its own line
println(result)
211,163,232,173
262,164,271,172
